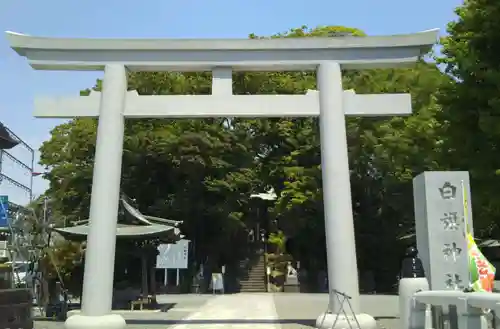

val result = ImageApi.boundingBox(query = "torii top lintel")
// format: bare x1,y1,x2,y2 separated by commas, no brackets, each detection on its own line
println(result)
5,29,439,72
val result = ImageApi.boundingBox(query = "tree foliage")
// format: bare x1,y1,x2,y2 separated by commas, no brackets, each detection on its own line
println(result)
37,19,499,292
438,0,500,237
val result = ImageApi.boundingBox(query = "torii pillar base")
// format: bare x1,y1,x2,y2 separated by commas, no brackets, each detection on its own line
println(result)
65,314,126,329
316,313,377,329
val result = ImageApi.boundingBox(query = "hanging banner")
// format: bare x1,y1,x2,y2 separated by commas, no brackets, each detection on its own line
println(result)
0,195,8,228
461,181,496,292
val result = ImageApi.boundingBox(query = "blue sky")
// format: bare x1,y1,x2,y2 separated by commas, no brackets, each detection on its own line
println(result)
0,0,463,205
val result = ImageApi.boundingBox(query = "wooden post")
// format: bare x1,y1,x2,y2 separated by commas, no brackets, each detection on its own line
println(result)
141,253,148,297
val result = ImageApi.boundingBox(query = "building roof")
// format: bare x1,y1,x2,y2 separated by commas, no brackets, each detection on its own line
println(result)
0,122,19,150
52,194,183,241
53,223,181,241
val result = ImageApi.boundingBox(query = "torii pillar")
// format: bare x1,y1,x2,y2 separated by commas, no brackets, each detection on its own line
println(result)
6,29,438,329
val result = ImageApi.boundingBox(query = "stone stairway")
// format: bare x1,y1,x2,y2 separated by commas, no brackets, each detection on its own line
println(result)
238,253,267,293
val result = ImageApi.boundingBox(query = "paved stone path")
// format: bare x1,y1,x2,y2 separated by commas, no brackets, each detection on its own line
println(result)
34,293,399,329
171,293,280,329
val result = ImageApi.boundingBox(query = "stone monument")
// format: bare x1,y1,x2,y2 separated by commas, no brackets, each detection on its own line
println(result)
413,171,473,291
413,171,474,328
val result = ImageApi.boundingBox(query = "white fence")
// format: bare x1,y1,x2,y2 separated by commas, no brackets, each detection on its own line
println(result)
413,290,500,329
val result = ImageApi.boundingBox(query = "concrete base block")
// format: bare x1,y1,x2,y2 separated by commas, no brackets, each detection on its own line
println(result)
65,314,126,329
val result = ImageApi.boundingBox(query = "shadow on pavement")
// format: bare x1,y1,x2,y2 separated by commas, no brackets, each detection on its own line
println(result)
374,316,397,320
126,319,316,326
159,303,176,312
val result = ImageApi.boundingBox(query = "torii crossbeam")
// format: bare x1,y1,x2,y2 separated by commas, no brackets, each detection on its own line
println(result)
34,89,412,118
6,29,438,329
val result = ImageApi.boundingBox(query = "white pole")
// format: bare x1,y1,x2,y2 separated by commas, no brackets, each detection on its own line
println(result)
176,269,180,287
66,64,127,329
164,269,168,287
460,180,473,289
79,64,127,316
43,197,48,224
315,62,376,329
317,61,360,312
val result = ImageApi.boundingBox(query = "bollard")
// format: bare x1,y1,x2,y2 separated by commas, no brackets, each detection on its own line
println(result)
399,246,430,329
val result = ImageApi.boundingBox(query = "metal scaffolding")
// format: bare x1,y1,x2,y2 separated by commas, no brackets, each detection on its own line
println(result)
0,122,36,289
0,122,35,205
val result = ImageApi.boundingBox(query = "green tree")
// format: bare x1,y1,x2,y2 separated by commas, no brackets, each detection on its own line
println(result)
38,25,448,292
41,76,261,274
438,0,500,237
239,26,448,289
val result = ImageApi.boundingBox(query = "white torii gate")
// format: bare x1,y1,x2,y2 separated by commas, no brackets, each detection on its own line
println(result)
6,29,438,329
